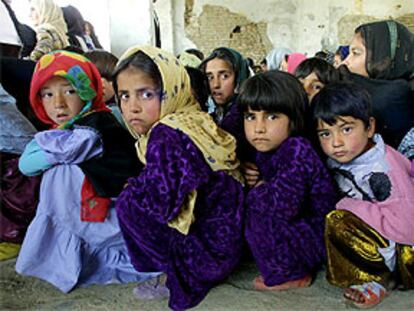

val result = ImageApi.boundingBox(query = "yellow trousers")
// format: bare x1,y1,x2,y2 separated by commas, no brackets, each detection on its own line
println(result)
325,210,414,289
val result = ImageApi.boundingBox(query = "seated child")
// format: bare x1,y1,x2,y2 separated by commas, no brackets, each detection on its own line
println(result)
113,46,245,310
311,82,414,308
16,50,158,293
238,71,337,291
84,50,124,126
294,57,340,102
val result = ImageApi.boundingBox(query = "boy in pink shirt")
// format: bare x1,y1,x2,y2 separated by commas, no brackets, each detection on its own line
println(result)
311,82,414,309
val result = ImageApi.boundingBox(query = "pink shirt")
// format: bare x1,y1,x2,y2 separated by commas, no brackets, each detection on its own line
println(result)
337,146,414,245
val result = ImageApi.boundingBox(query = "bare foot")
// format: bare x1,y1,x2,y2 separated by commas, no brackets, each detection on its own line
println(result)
253,274,312,291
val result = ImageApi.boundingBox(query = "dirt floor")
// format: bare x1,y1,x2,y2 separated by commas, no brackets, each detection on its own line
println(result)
1,258,413,311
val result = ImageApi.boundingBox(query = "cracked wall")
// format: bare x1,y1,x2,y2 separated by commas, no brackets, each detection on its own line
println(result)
185,5,272,64
156,0,414,61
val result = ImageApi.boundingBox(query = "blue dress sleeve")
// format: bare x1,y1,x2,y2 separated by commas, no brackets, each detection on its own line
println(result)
35,127,103,165
19,128,103,176
19,139,51,176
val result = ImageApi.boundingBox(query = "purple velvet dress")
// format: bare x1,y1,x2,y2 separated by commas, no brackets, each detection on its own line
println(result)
245,137,336,286
115,124,245,310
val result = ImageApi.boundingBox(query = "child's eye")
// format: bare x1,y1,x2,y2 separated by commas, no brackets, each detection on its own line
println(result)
40,92,53,99
244,113,255,121
267,114,278,120
206,75,213,81
119,93,129,101
342,126,353,134
318,131,330,139
312,83,323,91
139,90,156,101
64,88,76,96
220,73,230,80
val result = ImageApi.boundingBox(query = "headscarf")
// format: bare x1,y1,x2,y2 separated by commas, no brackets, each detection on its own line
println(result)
118,45,243,234
287,52,307,74
178,51,202,68
202,47,250,90
266,47,292,70
30,0,69,47
356,20,414,80
30,50,110,129
61,5,85,37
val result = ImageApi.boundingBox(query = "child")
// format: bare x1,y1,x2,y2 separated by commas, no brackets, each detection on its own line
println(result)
113,45,245,310
16,50,157,292
238,71,336,291
342,20,414,148
84,50,124,125
311,82,414,308
294,57,340,102
280,52,307,74
199,47,250,143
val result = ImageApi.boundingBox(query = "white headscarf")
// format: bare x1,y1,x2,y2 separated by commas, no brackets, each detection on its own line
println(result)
266,47,292,70
30,0,69,47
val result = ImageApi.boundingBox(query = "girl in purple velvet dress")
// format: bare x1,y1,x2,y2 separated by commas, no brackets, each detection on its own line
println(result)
238,70,337,291
113,46,245,310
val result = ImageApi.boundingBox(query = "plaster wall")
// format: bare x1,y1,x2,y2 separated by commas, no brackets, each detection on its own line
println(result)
155,0,414,61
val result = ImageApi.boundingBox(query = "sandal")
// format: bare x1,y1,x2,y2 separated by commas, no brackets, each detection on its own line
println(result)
253,274,312,291
0,242,21,261
344,281,388,309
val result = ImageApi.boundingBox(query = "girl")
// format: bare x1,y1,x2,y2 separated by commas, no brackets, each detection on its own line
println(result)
29,0,69,61
113,46,245,310
311,82,414,308
238,71,336,291
342,20,414,148
294,57,340,102
16,50,157,292
265,47,292,71
280,52,307,74
199,47,250,145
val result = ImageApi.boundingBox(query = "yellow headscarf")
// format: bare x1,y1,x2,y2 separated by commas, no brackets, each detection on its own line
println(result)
30,0,69,47
118,45,244,234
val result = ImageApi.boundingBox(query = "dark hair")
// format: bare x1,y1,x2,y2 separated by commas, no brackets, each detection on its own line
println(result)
311,82,372,129
112,51,162,101
61,45,85,55
294,57,340,85
314,50,328,59
185,66,209,110
238,71,308,135
260,58,267,66
185,48,204,61
85,50,118,81
199,48,238,80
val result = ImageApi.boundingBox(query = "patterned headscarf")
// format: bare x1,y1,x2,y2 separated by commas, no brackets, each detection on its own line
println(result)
178,51,202,68
118,45,243,234
30,0,69,47
356,20,414,80
30,50,110,128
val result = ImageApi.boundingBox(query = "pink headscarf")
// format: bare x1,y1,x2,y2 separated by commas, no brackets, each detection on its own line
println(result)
287,53,307,74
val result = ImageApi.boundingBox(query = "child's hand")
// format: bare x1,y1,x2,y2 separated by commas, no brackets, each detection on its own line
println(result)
241,162,260,187
254,180,265,187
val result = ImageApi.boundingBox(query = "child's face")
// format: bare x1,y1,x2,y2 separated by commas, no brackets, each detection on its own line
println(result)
333,54,342,68
101,78,115,103
205,58,236,105
299,72,324,102
343,33,369,77
40,76,84,125
244,108,290,152
117,67,161,135
317,116,375,163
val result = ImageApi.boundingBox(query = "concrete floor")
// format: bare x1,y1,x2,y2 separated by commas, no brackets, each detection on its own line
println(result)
1,258,413,311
